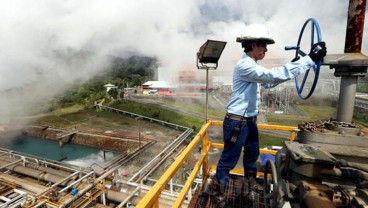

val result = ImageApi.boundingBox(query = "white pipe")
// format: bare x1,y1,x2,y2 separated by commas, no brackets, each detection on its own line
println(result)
143,131,189,178
128,129,191,182
101,192,106,206
170,179,173,194
126,181,180,198
58,171,94,193
0,159,23,169
33,201,46,208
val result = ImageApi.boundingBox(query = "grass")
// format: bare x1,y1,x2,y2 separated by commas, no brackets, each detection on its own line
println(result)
259,134,288,148
297,105,335,119
154,97,225,119
48,104,85,116
266,104,336,126
111,100,204,131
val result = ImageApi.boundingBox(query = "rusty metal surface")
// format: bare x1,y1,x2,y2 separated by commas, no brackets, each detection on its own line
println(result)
345,0,366,53
297,119,368,161
188,174,265,208
297,119,368,147
298,181,336,208
298,119,361,134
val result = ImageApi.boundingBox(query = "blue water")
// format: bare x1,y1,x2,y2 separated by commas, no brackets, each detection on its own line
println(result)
4,136,118,167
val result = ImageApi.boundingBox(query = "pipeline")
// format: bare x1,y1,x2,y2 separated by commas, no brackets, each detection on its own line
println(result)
58,171,94,193
336,0,367,123
116,186,140,208
0,160,75,186
0,156,76,179
99,139,155,172
95,140,156,182
143,128,193,180
0,173,46,194
57,182,96,207
344,0,366,53
105,186,183,207
347,161,368,173
105,189,130,204
0,148,85,172
36,171,80,197
128,128,193,183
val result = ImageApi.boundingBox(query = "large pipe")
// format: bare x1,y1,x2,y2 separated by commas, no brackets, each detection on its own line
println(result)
0,160,74,186
0,173,46,194
0,156,76,178
58,171,94,193
337,0,367,123
57,183,94,207
105,189,129,203
26,163,77,179
344,0,366,53
36,171,80,197
336,76,358,122
116,186,140,208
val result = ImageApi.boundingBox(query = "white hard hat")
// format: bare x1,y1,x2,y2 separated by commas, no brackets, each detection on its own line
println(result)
236,36,275,44
236,24,275,45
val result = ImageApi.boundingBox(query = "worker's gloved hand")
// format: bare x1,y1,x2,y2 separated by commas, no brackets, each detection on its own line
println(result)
308,42,327,63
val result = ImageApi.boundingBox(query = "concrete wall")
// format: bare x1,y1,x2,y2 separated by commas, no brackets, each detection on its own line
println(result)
24,126,143,153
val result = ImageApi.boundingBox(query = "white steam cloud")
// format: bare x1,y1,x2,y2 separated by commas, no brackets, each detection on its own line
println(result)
0,0,367,122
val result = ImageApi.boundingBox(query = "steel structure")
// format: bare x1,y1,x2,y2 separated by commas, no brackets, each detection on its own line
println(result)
135,121,298,207
298,0,368,165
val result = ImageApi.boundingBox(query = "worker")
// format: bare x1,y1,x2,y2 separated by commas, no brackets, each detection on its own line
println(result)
210,36,327,206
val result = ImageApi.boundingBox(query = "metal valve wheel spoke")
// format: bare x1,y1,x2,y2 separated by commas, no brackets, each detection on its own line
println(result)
285,18,322,99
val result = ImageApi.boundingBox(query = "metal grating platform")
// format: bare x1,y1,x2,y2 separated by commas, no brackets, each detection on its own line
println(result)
188,174,266,208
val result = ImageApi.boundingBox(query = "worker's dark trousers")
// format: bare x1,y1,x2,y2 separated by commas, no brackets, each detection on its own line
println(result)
216,117,260,187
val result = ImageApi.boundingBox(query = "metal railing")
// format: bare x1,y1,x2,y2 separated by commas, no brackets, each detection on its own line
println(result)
136,120,298,208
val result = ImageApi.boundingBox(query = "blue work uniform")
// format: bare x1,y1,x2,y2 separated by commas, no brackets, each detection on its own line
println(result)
216,54,315,185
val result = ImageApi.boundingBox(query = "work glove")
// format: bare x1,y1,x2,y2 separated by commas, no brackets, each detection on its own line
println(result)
308,42,327,63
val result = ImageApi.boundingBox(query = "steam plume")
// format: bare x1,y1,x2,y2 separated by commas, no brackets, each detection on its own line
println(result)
0,0,365,122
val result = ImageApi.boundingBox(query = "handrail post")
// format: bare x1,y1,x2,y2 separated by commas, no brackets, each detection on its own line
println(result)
290,130,297,141
153,200,159,208
201,121,210,182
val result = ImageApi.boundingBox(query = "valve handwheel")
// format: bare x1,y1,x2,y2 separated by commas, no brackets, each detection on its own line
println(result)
285,18,323,100
263,159,279,208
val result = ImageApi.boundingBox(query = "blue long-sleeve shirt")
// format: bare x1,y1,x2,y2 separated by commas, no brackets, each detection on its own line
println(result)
226,54,315,117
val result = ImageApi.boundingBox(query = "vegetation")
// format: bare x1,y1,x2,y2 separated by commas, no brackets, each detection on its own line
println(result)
259,134,288,148
108,56,158,87
355,110,368,127
357,82,368,93
53,54,158,108
111,100,204,131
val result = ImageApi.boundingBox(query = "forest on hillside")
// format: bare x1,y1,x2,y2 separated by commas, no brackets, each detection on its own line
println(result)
55,49,158,108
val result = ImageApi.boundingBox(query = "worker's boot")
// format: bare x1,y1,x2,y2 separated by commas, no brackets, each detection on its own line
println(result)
204,178,228,208
243,171,259,201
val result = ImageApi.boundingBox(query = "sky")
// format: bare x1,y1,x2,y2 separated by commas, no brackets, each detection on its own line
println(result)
0,0,366,122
